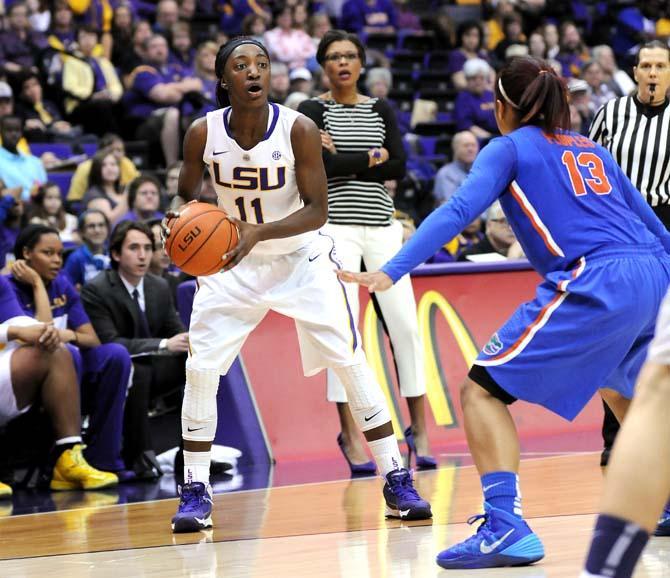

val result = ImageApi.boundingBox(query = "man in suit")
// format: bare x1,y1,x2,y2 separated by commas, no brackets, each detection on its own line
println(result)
82,220,189,478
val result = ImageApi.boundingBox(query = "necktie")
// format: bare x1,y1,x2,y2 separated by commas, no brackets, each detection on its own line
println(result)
132,288,151,338
34,101,53,125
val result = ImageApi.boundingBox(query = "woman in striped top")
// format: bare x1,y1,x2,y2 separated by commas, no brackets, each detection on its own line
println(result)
299,30,434,473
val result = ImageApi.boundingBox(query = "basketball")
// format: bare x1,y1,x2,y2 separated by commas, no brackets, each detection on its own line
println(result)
165,202,239,276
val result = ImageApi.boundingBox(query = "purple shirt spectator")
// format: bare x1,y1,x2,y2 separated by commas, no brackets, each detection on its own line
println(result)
0,30,48,71
0,275,25,320
116,209,165,224
447,49,489,76
341,0,397,33
454,89,497,134
124,63,185,118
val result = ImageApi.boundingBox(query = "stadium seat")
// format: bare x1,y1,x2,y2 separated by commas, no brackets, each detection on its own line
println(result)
363,32,398,54
425,51,451,71
388,89,415,112
390,70,415,92
398,31,436,53
47,172,74,197
80,143,98,157
418,71,452,92
30,142,72,159
413,120,456,137
390,51,426,71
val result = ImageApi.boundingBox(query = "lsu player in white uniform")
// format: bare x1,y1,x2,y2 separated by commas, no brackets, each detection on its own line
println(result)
165,38,432,533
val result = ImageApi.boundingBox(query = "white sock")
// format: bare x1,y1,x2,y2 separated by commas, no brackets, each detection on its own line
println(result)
183,449,210,485
367,435,403,477
55,436,82,445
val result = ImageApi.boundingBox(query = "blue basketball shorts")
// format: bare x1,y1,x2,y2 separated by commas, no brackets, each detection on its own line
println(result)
473,249,670,420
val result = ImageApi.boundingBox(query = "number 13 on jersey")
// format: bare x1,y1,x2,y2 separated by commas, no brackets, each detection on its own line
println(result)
561,151,612,196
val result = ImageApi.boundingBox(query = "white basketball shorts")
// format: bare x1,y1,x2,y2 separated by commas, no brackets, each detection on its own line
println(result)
187,232,361,376
0,344,30,427
648,288,670,365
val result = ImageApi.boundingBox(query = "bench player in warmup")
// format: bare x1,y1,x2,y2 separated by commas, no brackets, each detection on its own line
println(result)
163,37,432,533
338,56,670,569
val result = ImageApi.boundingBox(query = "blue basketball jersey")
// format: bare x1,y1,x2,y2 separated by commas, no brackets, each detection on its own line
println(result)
382,125,670,282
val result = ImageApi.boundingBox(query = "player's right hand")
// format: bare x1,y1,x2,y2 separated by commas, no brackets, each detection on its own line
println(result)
14,323,61,351
336,269,393,292
221,216,260,271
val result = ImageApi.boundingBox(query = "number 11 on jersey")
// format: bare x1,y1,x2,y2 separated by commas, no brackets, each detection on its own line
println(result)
235,197,264,223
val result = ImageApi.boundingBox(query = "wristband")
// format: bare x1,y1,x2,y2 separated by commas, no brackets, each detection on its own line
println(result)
372,148,382,165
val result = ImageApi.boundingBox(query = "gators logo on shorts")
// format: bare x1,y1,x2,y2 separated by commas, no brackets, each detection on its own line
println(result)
483,333,503,355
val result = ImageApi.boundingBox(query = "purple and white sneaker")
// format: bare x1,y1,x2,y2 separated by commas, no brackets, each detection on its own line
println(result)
383,468,432,520
171,482,213,533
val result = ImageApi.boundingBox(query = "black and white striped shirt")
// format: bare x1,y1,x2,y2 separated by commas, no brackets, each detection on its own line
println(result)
589,95,670,218
299,97,406,226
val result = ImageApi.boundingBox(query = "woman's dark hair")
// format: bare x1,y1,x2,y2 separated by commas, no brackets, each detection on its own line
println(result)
78,208,110,234
89,150,121,192
14,224,60,261
495,56,570,133
242,13,265,36
456,20,484,51
109,220,155,269
316,29,366,67
127,174,162,210
30,182,66,231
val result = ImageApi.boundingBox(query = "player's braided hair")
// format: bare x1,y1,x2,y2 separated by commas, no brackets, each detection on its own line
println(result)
496,56,570,133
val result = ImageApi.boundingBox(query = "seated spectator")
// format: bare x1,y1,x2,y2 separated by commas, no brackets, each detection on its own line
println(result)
567,78,593,135
264,4,316,70
0,185,23,272
0,275,118,495
592,44,636,97
63,209,111,287
429,217,484,263
0,2,48,79
153,0,179,35
492,12,526,67
62,25,123,137
117,20,153,82
0,82,34,155
288,66,314,96
308,12,332,49
47,0,78,52
269,62,291,103
110,4,135,67
242,13,268,43
117,175,165,224
581,60,617,113
8,225,132,479
190,41,218,118
454,59,498,143
147,218,188,305
448,21,489,91
528,31,546,59
0,116,47,201
557,21,590,78
283,90,310,110
169,21,196,74
28,182,79,244
459,201,524,261
292,2,309,32
341,0,397,35
67,134,140,202
15,72,73,142
612,5,660,68
364,66,408,134
543,22,560,60
164,160,182,207
433,130,479,206
82,221,189,478
179,0,196,20
394,0,421,31
123,33,202,166
82,150,129,223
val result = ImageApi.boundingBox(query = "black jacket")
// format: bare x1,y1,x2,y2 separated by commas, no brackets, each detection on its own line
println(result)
81,269,185,355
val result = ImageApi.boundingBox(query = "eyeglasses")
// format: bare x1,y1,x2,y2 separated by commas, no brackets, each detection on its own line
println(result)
323,52,359,63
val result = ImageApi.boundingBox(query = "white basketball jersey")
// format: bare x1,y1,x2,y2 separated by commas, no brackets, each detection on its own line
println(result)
203,103,316,255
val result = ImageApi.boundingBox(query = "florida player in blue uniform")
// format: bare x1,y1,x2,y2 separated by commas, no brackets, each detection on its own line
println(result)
338,56,670,570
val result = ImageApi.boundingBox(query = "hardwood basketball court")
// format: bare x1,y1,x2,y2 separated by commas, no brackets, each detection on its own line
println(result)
1,452,668,577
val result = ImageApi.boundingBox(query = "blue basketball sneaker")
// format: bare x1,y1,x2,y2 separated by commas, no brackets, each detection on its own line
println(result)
383,468,432,520
171,482,213,533
436,504,544,569
654,508,670,536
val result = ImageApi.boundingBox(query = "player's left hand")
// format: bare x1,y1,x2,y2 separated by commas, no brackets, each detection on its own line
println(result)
12,260,42,288
220,216,261,271
336,269,393,292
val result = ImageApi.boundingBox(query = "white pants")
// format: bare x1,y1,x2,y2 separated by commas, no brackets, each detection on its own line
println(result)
0,344,30,427
324,221,425,402
187,233,362,376
648,289,670,364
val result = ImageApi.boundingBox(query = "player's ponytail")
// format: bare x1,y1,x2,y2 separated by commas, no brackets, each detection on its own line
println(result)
495,56,570,133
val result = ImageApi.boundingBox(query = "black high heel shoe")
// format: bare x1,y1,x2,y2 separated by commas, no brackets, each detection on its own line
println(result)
337,433,377,476
404,426,437,470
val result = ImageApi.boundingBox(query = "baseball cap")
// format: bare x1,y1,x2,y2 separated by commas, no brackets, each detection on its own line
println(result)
567,78,590,94
289,67,312,82
0,82,13,100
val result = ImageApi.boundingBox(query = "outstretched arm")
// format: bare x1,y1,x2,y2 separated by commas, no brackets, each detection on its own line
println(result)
221,115,328,269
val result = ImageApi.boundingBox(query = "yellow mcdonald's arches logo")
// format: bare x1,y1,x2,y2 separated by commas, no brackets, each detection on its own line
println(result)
362,289,479,437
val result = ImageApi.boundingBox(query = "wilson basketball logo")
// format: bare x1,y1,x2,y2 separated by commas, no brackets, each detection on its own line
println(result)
178,225,202,252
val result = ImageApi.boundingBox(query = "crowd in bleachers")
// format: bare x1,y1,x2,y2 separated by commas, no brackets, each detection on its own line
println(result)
1,0,670,490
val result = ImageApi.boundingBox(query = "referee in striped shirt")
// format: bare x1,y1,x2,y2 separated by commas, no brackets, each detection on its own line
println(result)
589,40,670,467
